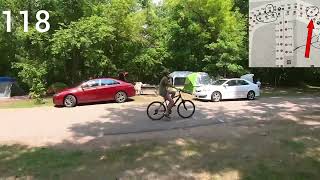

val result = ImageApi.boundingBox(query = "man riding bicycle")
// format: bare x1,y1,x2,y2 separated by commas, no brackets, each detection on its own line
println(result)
147,71,195,120
159,70,175,118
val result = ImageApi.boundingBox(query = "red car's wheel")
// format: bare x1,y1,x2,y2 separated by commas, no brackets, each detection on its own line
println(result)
64,95,77,107
115,91,127,103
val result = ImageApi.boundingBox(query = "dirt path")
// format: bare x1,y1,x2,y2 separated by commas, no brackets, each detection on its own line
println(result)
0,96,319,149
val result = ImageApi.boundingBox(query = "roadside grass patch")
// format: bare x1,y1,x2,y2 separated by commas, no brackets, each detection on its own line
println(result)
0,98,53,109
0,136,319,179
261,86,320,97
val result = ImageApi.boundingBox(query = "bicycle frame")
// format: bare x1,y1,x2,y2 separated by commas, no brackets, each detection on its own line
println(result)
163,90,184,108
147,89,195,120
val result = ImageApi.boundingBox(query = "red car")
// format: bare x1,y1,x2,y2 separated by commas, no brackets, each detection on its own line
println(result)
53,78,135,107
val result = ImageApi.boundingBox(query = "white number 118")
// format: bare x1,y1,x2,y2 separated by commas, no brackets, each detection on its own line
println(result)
2,10,50,33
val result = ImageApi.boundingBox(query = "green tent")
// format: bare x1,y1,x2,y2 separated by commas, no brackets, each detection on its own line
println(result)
169,71,192,89
183,72,211,94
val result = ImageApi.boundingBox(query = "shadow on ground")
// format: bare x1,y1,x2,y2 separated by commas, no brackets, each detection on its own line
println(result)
1,97,320,179
54,98,136,108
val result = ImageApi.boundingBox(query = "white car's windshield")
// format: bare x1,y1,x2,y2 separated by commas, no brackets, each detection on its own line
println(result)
200,76,212,85
212,80,227,85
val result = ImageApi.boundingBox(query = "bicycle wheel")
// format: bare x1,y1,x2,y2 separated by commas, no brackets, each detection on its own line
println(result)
147,101,166,120
177,100,195,118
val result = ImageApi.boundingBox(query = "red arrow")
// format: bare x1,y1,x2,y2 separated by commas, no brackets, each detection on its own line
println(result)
305,20,314,58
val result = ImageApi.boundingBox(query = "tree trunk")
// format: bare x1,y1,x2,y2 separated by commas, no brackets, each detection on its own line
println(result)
71,49,81,85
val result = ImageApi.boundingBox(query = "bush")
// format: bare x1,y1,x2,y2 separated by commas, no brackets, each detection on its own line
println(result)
13,62,47,104
48,82,68,94
30,81,47,104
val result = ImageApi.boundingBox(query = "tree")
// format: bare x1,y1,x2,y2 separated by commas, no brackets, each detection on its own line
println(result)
52,16,115,83
165,0,247,77
2,0,319,102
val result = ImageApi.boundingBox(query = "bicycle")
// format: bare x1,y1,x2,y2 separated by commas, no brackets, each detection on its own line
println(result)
147,89,196,120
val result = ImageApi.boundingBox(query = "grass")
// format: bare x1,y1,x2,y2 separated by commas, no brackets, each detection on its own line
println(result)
261,86,320,97
0,129,319,179
0,98,53,109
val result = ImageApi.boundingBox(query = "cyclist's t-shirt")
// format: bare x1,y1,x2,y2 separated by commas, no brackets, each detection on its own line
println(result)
159,76,169,97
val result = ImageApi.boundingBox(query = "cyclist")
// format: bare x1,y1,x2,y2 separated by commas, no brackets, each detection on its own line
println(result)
159,70,175,118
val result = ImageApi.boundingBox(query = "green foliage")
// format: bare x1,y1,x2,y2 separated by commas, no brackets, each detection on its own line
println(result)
16,25,52,103
13,62,47,104
2,0,316,98
165,0,247,77
48,82,68,94
51,15,116,82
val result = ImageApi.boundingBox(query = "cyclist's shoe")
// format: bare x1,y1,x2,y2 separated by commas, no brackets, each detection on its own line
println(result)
164,113,171,119
169,109,172,114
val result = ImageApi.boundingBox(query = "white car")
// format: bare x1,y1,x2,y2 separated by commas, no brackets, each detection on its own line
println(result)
194,78,260,102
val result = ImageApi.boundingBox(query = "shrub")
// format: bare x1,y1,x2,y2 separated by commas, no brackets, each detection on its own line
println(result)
13,62,47,104
48,82,68,94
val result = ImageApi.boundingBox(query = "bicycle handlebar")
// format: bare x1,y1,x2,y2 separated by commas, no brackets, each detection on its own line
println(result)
172,87,183,93
171,87,180,91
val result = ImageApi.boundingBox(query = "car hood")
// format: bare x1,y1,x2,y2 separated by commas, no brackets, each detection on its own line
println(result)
197,85,221,91
56,87,79,94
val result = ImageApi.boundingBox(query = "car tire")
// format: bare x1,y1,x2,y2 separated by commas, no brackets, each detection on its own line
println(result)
211,91,222,102
247,91,255,100
64,95,77,107
115,91,127,103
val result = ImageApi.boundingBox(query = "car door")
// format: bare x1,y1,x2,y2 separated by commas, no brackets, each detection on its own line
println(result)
236,80,251,98
98,79,120,101
79,80,101,103
223,80,238,99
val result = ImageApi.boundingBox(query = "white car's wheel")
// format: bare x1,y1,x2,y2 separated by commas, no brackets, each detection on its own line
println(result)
211,91,222,102
247,91,255,100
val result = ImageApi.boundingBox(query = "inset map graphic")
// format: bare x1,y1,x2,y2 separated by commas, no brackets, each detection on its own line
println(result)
249,0,320,67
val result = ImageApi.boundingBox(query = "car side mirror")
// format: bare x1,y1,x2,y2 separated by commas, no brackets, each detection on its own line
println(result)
81,84,88,90
223,84,228,88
